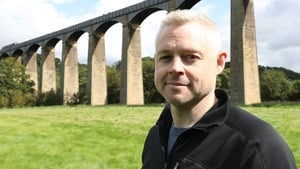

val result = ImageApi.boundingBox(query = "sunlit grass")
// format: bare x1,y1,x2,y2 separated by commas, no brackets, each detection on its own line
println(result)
0,104,299,168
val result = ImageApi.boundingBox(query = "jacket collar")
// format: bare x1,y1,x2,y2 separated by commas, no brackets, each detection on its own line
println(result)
156,89,229,131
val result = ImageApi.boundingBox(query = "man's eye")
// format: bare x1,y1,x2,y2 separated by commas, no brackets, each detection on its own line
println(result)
188,55,198,59
159,55,172,61
184,54,200,62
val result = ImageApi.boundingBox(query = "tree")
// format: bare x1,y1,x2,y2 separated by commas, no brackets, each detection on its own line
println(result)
55,58,61,89
289,80,300,101
260,69,292,101
78,63,88,103
107,62,121,104
142,57,164,103
216,66,230,91
0,57,36,107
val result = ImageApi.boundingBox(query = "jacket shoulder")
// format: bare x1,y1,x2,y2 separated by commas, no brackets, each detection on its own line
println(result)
225,105,297,169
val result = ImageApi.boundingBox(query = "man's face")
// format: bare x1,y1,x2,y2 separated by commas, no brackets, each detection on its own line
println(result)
154,22,221,106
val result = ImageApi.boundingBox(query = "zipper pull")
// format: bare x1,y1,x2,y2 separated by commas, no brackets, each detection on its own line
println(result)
173,162,179,169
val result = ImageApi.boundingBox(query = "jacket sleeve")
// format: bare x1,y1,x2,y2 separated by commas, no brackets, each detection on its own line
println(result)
141,125,166,169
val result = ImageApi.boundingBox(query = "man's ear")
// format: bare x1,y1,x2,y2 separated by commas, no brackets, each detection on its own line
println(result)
216,50,228,75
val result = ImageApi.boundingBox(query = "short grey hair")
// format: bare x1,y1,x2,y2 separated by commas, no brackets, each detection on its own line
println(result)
155,10,222,52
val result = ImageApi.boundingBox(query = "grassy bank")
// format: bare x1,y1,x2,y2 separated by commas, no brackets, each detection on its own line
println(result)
0,104,299,168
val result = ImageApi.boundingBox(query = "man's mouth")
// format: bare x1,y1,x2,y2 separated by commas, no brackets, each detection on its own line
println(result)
165,81,188,86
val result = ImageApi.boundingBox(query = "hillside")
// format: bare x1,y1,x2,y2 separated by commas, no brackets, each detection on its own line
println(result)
224,62,300,80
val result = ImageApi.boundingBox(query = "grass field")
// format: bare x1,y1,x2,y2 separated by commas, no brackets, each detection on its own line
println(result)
0,104,299,169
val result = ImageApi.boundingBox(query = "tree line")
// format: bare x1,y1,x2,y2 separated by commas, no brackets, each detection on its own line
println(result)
0,56,299,108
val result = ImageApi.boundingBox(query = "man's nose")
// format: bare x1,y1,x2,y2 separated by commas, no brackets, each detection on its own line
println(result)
168,57,184,75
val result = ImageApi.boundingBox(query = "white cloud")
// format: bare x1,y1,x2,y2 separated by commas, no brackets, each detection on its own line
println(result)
254,0,300,72
50,0,75,5
140,11,167,57
0,0,76,46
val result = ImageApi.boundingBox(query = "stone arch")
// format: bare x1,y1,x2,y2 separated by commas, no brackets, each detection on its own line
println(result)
12,49,23,62
86,20,120,105
61,30,86,104
0,53,9,58
40,38,61,93
23,44,40,91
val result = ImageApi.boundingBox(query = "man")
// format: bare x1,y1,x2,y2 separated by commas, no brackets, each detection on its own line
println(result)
141,10,297,169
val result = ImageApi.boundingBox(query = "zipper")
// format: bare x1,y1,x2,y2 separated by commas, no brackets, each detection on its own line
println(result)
166,129,190,168
166,128,208,168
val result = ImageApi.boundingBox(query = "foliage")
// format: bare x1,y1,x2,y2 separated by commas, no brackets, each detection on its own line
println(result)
0,57,36,107
36,89,62,106
258,66,300,101
78,63,88,104
260,69,292,101
260,66,300,80
55,58,61,89
107,62,121,104
64,92,81,105
142,57,164,103
216,64,300,102
0,105,299,168
216,65,230,91
290,80,300,101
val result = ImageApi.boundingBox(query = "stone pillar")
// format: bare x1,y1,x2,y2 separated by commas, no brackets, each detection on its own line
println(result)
16,56,22,64
231,0,261,104
61,40,79,104
23,50,38,91
41,46,56,93
120,23,144,105
87,33,107,105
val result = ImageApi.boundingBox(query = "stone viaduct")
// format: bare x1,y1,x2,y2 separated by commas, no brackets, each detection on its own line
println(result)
0,0,261,105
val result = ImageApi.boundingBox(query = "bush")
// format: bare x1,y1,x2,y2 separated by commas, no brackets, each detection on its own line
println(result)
260,70,292,101
289,80,300,101
0,96,9,108
36,89,62,106
0,89,36,108
0,57,36,108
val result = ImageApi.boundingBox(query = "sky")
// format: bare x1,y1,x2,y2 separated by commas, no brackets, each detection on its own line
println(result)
0,0,299,73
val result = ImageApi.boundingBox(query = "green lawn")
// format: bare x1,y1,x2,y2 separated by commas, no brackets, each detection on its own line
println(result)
0,104,299,169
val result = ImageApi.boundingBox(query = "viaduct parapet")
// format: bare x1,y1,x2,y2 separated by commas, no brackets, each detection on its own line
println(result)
0,0,261,105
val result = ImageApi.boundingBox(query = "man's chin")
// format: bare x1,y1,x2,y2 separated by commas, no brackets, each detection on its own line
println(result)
166,97,190,106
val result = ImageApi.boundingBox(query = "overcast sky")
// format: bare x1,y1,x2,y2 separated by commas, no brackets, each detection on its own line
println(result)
0,0,299,73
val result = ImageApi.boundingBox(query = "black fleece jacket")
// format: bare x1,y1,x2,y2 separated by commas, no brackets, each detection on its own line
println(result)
141,89,297,169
